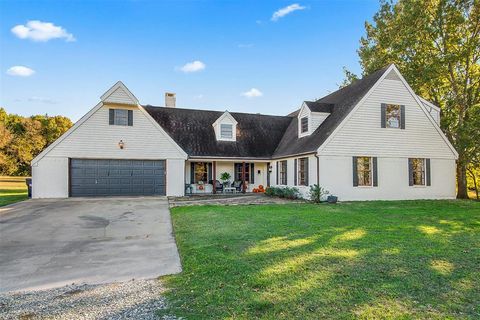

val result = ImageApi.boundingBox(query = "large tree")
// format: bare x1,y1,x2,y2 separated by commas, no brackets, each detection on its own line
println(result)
352,0,480,198
0,108,73,176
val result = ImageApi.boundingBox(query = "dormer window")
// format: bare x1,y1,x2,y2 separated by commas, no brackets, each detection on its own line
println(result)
213,111,238,141
220,124,233,139
301,117,308,133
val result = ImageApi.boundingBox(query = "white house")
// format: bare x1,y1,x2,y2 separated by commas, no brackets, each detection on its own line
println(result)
31,64,458,200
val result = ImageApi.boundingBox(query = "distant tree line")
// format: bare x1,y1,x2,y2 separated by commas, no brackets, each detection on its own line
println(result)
0,108,73,176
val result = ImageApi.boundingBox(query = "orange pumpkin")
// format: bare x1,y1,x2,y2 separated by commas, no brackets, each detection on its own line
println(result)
258,185,264,190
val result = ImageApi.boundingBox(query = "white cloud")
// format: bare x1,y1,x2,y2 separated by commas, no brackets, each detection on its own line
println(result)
28,96,57,104
180,60,206,73
271,3,306,21
11,20,75,42
6,66,35,77
194,94,204,99
242,88,263,98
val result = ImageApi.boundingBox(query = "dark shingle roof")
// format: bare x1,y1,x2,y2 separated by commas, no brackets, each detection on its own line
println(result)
272,65,389,158
144,65,389,159
144,106,292,158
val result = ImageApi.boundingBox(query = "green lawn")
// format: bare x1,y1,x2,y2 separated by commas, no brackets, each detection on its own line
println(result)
161,201,480,319
0,176,28,207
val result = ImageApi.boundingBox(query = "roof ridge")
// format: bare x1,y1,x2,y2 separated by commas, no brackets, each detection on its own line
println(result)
143,104,290,118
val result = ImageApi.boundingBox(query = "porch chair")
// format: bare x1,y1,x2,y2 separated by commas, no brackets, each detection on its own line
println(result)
232,180,243,192
211,180,224,193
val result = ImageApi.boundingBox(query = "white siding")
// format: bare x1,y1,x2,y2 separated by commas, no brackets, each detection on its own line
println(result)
298,104,330,137
32,104,187,198
167,159,185,196
320,78,456,159
272,154,318,199
32,157,69,198
318,155,456,200
46,105,186,159
310,112,330,133
103,86,136,105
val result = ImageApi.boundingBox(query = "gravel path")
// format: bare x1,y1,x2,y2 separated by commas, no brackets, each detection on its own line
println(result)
0,279,177,320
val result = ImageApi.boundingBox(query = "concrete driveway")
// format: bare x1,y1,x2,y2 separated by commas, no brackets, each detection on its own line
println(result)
0,197,181,293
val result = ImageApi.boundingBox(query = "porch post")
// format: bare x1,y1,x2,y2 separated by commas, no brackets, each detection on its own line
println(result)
242,161,246,193
213,161,216,194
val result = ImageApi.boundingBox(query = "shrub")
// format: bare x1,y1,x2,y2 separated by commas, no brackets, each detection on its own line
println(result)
274,187,285,198
309,184,329,203
283,187,300,200
265,187,275,196
220,172,231,186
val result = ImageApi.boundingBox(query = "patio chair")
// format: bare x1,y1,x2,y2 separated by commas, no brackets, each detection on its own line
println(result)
213,180,223,193
232,180,243,192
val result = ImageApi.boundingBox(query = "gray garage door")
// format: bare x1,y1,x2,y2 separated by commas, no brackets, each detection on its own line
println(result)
70,159,166,197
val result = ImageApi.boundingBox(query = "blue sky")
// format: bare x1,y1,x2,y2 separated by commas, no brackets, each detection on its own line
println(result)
0,0,380,121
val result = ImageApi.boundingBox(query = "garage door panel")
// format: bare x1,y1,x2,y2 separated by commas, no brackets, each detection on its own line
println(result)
70,159,166,197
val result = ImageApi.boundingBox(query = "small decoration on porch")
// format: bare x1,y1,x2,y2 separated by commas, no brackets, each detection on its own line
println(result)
220,172,231,187
197,181,204,190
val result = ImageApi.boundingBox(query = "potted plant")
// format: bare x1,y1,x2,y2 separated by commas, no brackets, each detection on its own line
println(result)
220,172,231,187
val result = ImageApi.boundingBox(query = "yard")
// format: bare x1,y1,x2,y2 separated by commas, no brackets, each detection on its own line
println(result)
161,201,480,319
0,176,28,207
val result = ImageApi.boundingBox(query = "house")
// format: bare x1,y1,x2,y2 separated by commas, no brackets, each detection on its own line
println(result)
31,64,458,200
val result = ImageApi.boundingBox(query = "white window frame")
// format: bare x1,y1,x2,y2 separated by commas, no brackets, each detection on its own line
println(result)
385,104,401,129
220,123,233,139
356,156,373,187
411,158,426,186
113,109,128,126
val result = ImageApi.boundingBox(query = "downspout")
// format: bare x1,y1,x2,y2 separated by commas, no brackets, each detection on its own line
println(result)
315,154,320,186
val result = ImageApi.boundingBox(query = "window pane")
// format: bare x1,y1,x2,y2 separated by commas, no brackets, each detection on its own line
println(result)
386,104,401,128
301,117,308,133
220,124,233,139
280,160,287,185
194,163,208,183
114,109,128,126
357,157,372,186
235,163,250,182
412,158,425,185
298,158,307,185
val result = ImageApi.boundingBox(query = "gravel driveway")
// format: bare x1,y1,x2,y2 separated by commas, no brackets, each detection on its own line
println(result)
0,279,177,320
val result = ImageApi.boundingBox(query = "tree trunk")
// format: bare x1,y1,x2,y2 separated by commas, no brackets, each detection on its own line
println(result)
467,167,479,200
456,161,469,199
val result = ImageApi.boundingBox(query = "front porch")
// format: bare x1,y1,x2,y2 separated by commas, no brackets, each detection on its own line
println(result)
185,159,271,195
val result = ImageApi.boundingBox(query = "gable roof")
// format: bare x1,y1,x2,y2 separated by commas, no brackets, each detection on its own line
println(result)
144,106,292,159
272,65,390,158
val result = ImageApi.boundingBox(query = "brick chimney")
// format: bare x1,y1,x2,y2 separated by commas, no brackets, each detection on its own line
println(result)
165,92,176,108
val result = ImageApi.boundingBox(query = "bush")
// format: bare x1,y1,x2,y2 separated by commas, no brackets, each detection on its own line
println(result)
309,184,329,203
274,187,285,198
283,187,300,200
265,187,275,196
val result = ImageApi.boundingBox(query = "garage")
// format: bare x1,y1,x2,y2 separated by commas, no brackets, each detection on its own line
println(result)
70,159,166,197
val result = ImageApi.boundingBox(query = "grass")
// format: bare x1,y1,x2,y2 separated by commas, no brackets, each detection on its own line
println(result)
0,176,28,207
161,201,480,319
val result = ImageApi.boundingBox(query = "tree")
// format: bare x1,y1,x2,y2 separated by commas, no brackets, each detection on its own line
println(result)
0,108,73,176
350,0,480,198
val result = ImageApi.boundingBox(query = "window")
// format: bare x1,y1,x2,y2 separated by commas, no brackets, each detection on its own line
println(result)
411,158,425,186
279,160,287,185
234,163,251,182
220,124,233,139
356,157,372,186
109,109,132,126
298,158,308,186
194,162,208,183
385,104,401,128
301,117,309,133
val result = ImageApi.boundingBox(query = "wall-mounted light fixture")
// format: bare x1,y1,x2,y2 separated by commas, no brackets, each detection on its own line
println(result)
257,169,261,174
118,140,125,149
268,165,273,172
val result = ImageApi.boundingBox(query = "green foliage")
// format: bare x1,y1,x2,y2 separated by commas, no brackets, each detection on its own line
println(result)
0,108,73,176
163,201,480,319
349,0,480,198
219,172,231,184
264,186,300,199
309,184,330,203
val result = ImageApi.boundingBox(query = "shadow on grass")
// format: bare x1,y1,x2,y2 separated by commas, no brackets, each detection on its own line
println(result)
160,200,480,319
0,188,28,207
